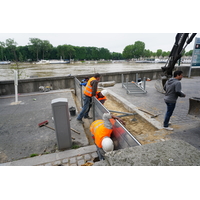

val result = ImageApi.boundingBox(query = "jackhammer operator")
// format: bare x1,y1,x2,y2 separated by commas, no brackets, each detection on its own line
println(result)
90,113,125,159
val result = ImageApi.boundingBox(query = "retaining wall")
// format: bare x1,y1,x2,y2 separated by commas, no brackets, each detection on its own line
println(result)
1,66,200,95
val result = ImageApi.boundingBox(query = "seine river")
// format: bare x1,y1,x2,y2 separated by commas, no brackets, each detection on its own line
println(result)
0,61,169,81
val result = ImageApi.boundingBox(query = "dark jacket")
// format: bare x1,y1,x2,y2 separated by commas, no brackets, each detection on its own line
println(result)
90,79,99,96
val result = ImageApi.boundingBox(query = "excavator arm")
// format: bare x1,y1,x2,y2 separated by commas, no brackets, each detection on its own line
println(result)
155,33,197,93
161,33,197,77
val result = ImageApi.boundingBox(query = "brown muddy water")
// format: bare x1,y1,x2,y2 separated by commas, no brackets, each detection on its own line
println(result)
0,61,166,81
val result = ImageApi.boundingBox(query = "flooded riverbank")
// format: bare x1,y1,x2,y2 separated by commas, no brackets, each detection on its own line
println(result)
0,61,182,81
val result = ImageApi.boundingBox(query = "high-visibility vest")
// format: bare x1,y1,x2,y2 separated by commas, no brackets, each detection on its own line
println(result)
90,119,113,148
96,91,107,101
84,77,96,97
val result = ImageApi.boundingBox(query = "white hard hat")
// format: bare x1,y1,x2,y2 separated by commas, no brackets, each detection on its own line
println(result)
101,137,114,152
101,90,108,96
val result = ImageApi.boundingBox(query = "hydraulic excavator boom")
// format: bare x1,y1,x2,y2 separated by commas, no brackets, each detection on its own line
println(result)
155,33,197,93
161,33,197,78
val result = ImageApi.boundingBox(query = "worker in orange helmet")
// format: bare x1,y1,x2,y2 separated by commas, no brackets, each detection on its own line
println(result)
90,113,125,159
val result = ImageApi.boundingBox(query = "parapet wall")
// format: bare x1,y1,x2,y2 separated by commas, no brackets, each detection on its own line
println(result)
0,66,199,95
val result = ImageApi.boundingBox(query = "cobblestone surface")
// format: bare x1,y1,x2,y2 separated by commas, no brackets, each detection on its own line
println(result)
37,151,98,166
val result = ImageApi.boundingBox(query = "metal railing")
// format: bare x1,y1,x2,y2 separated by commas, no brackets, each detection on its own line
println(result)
92,97,141,149
122,74,147,94
74,77,141,150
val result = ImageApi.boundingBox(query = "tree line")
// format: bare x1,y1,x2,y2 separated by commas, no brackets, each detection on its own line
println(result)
122,41,193,59
0,38,193,62
0,38,123,62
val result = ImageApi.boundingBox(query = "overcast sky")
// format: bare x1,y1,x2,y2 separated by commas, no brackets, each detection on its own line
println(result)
0,33,199,53
1,1,199,54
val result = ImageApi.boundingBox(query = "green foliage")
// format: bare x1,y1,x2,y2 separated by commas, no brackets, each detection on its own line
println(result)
122,41,145,59
0,36,194,62
156,49,162,58
185,50,193,56
30,153,39,157
72,145,80,149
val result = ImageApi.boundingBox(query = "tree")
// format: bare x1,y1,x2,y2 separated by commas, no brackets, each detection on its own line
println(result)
6,38,18,61
41,40,53,59
0,41,5,61
99,48,111,60
111,52,123,60
122,41,145,59
133,41,145,58
66,45,75,60
122,45,134,59
143,49,151,59
185,50,193,56
6,38,22,79
156,49,162,58
28,38,42,61
73,46,87,60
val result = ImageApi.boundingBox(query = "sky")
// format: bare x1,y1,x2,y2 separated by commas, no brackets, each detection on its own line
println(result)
1,1,199,55
0,33,199,53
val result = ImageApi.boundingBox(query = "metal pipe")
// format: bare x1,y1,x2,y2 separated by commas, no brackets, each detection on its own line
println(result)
108,110,135,115
136,73,138,84
126,77,128,94
143,77,146,90
14,70,18,102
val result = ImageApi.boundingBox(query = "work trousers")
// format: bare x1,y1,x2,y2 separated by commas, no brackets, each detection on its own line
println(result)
77,95,92,120
163,102,176,127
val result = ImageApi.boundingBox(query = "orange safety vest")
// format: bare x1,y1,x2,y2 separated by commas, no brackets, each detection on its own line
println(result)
90,119,113,148
84,77,96,97
96,91,107,101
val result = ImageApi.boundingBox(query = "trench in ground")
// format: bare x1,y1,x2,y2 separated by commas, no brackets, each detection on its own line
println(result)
104,94,171,145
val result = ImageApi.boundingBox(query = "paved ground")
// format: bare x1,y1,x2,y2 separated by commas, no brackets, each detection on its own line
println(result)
0,89,88,164
0,145,98,166
0,76,200,166
106,76,200,150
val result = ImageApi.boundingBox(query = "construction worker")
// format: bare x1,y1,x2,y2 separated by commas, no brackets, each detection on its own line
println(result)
96,90,108,104
80,77,89,86
90,113,125,159
77,73,101,123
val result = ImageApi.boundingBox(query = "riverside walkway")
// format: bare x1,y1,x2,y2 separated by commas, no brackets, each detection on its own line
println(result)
0,76,200,166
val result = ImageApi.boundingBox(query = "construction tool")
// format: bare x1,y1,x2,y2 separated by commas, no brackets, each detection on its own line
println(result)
38,120,55,130
108,109,137,121
138,108,160,118
70,128,81,135
38,120,75,140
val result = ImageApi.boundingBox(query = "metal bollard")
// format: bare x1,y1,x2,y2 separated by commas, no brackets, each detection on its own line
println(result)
51,98,72,150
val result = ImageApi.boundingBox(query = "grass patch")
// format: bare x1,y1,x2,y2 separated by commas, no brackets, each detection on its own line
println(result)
72,145,80,149
30,153,39,157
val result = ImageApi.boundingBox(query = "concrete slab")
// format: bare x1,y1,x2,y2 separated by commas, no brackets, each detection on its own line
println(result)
104,140,200,166
0,89,88,164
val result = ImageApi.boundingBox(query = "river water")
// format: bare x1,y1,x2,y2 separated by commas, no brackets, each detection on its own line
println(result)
0,61,169,81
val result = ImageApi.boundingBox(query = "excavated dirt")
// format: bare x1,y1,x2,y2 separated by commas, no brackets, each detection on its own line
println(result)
104,95,170,145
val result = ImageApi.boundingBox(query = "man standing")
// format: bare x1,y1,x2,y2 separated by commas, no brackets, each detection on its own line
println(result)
77,73,101,123
163,70,186,131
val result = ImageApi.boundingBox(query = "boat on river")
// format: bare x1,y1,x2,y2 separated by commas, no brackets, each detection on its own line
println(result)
36,60,50,64
135,59,167,63
49,59,70,64
0,61,11,65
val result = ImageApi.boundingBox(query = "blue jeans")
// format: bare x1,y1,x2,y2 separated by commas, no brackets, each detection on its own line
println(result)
77,95,92,120
164,102,176,127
